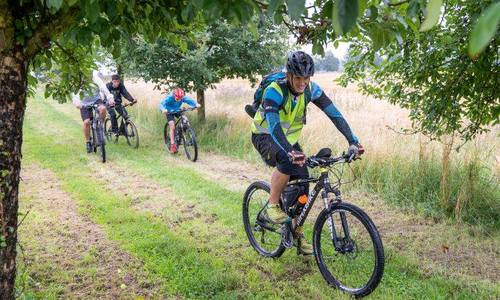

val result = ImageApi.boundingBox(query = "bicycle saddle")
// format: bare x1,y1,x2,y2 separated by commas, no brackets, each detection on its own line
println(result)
315,148,332,159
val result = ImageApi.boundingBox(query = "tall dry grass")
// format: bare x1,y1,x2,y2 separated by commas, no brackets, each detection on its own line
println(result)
124,73,499,231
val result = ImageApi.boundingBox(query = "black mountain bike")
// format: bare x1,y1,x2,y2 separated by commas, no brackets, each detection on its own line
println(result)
105,102,139,148
243,148,384,297
163,107,198,162
89,103,106,163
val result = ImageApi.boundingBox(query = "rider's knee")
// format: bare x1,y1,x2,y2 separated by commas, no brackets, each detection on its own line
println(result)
168,121,175,128
98,105,107,114
83,119,91,127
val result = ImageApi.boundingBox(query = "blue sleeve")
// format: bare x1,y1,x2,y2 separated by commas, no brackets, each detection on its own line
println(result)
263,85,285,106
310,82,323,102
182,96,197,108
159,98,166,111
160,95,175,111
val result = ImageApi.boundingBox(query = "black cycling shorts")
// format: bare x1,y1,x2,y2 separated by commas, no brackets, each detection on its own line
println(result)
80,99,104,121
251,133,309,180
166,112,182,123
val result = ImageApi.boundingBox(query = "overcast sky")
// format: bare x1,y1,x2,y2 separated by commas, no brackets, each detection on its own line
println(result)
300,41,350,60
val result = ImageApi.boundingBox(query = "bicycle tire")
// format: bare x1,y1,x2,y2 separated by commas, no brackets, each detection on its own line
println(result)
91,123,97,153
163,123,171,151
182,126,198,162
243,181,286,258
96,120,106,163
124,120,139,148
313,202,384,297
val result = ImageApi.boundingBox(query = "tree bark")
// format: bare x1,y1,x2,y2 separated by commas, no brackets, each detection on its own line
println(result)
196,89,205,121
117,63,124,79
0,49,28,299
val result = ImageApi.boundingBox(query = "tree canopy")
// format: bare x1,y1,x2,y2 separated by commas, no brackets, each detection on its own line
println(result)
120,19,287,92
340,0,499,140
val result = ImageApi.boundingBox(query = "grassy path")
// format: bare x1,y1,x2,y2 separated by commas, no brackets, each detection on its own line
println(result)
17,97,499,299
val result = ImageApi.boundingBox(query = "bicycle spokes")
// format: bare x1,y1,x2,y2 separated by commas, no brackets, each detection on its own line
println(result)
243,183,285,257
316,207,381,293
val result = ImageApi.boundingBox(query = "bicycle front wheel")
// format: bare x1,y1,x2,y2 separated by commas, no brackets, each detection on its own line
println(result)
182,126,198,162
104,117,117,143
124,120,139,148
163,123,171,152
313,202,384,297
96,121,106,163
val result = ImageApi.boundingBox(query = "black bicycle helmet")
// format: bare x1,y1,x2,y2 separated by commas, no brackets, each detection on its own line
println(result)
286,51,315,77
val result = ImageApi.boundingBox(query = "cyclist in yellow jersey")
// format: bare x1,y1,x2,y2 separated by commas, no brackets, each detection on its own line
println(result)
251,51,364,255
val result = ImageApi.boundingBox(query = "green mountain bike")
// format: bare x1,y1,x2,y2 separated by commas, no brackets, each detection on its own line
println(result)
242,148,384,297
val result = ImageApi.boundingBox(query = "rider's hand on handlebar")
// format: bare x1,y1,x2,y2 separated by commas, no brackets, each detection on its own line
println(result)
348,143,364,160
288,150,306,166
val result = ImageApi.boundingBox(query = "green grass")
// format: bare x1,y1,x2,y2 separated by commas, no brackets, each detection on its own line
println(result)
16,96,500,298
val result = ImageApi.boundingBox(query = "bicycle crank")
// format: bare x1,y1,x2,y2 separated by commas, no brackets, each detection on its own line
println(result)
281,222,294,249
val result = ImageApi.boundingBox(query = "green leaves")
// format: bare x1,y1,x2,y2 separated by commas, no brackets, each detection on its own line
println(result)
267,0,285,17
332,0,359,35
468,2,500,57
420,0,443,32
312,41,325,55
119,20,287,94
46,0,63,13
368,24,394,51
286,0,306,21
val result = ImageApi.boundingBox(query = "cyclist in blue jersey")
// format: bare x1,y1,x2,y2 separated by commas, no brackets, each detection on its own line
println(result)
159,88,200,153
250,51,364,255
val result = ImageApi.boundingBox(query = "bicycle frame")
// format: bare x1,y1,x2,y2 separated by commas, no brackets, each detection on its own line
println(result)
91,104,104,143
285,164,352,252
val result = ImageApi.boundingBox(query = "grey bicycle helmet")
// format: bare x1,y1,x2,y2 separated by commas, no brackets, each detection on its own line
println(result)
286,51,315,77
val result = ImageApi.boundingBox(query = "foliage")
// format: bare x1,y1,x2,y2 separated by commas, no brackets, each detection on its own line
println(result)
340,0,500,140
119,19,288,93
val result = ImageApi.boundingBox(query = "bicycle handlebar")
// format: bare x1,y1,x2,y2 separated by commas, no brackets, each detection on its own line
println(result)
179,107,197,112
122,100,138,108
306,151,359,168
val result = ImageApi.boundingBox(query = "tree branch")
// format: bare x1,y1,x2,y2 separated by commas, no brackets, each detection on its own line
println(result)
24,7,79,58
388,0,410,6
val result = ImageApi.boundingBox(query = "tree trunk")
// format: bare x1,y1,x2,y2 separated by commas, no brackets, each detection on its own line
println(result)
0,50,28,299
196,89,205,121
117,63,123,79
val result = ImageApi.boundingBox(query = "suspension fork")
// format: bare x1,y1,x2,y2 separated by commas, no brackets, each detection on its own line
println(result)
321,173,350,250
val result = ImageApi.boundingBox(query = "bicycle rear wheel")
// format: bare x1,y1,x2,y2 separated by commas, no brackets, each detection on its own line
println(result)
124,120,139,148
243,181,286,258
182,126,198,162
313,202,384,297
